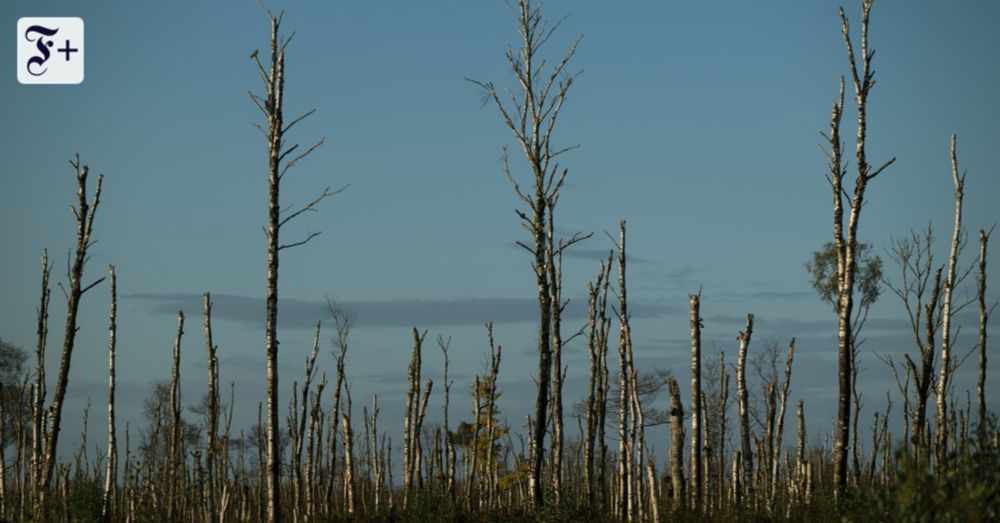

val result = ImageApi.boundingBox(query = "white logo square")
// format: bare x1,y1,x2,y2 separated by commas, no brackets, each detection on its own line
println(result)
17,17,84,85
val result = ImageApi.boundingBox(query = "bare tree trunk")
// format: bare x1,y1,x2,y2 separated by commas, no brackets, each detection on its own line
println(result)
937,135,965,465
31,251,52,516
42,157,105,499
978,227,994,442
102,266,119,520
646,459,660,523
251,9,339,521
203,294,219,523
471,0,584,507
668,377,685,507
829,0,894,497
341,395,355,515
404,328,430,505
736,314,754,504
437,335,456,503
612,222,633,520
292,323,321,518
325,306,349,514
584,257,611,510
546,203,569,505
484,324,502,508
168,311,184,521
771,339,794,500
689,292,703,512
718,351,729,512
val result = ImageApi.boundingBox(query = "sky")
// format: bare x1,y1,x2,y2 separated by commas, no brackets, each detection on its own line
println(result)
2,1,999,467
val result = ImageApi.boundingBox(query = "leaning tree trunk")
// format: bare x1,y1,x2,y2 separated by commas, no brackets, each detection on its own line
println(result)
42,158,105,503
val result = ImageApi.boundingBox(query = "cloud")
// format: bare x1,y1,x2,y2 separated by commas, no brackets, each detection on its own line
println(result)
129,293,682,330
703,314,911,337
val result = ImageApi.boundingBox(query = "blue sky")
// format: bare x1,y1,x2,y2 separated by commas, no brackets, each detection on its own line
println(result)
2,1,999,463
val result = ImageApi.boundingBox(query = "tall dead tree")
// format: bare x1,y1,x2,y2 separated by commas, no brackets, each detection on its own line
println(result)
824,0,895,496
937,134,965,463
203,293,220,522
977,226,995,441
291,322,321,516
31,250,52,511
885,226,943,458
689,292,703,511
41,156,105,498
102,265,118,520
168,311,184,521
546,199,588,503
584,256,612,507
469,0,583,506
249,8,342,522
770,339,794,501
735,314,754,504
609,222,634,520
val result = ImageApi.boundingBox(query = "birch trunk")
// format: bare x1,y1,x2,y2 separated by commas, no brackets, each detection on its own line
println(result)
689,293,703,511
937,134,965,464
42,158,105,499
736,314,754,503
102,266,118,520
977,228,993,441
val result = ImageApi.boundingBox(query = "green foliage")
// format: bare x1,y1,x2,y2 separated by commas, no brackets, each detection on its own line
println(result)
806,241,883,310
67,476,105,523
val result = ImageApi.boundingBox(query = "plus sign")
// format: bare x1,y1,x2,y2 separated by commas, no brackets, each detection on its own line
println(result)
57,40,78,61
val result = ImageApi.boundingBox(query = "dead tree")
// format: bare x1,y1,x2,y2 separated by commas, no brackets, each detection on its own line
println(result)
469,0,583,506
689,292,704,512
438,335,456,501
668,377,685,507
102,266,118,520
250,8,344,521
168,311,184,521
341,387,355,515
736,314,754,504
977,226,995,441
545,199,588,504
324,301,350,514
717,351,729,511
31,250,52,515
609,222,634,520
824,0,895,496
203,293,219,522
584,256,612,507
770,339,795,501
291,322,321,516
885,226,943,458
937,134,965,463
403,328,432,505
483,324,502,508
41,156,106,500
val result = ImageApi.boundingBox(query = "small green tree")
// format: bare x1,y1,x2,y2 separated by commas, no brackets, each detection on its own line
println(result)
806,241,884,318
